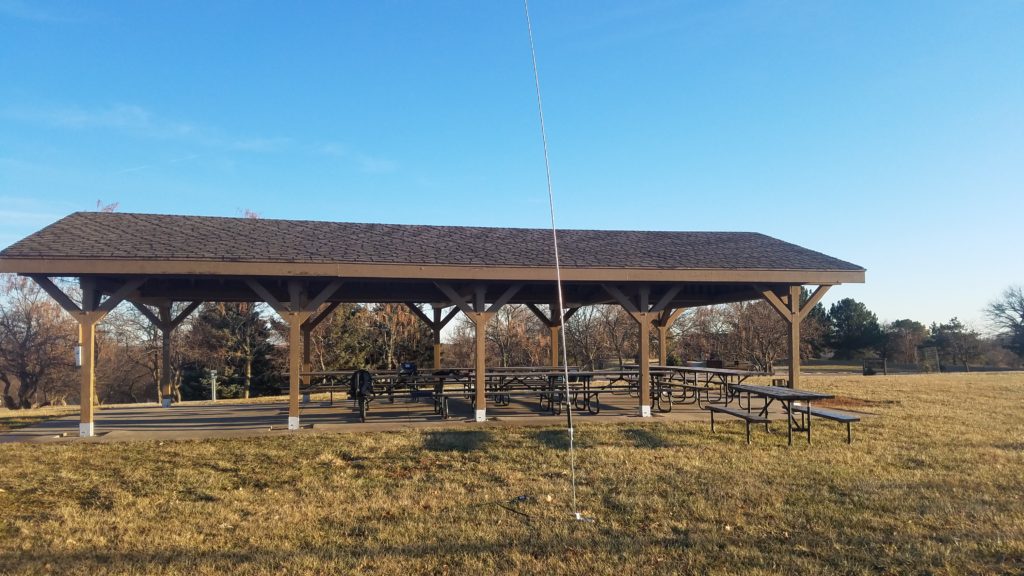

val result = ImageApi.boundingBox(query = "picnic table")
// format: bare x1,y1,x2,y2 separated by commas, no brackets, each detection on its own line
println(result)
301,368,597,420
543,371,601,414
653,365,767,410
300,369,472,407
729,384,834,445
586,366,766,412
299,365,773,422
424,369,599,418
298,370,357,404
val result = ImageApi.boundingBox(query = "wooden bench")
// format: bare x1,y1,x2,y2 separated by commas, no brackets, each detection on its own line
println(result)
707,406,770,444
792,405,860,444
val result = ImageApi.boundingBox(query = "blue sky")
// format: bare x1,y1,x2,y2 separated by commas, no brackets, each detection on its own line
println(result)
1,1,1021,329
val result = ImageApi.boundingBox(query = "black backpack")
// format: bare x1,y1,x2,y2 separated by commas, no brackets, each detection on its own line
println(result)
349,369,374,398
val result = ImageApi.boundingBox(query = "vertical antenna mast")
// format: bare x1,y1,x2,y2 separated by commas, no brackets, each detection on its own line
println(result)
523,0,586,522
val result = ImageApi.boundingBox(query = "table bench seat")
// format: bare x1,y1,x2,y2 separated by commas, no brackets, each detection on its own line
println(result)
706,406,770,444
792,405,860,443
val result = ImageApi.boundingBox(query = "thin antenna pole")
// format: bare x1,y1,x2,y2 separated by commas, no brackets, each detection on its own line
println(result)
524,0,581,520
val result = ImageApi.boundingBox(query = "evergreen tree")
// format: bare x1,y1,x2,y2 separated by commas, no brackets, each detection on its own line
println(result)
186,302,278,399
827,298,883,359
927,318,981,370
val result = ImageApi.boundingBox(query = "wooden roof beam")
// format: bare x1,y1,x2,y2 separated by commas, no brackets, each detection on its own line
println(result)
98,278,146,313
29,275,81,314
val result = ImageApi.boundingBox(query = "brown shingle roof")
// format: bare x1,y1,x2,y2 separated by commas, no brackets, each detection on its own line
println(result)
0,212,863,272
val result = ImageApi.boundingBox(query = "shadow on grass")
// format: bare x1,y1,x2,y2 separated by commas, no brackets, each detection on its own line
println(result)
530,429,571,450
622,427,672,449
422,430,490,453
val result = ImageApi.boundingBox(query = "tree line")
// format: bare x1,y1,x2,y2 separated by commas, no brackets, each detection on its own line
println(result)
1,273,1021,409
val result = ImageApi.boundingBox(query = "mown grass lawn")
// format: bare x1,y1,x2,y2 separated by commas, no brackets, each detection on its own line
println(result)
1,373,1022,575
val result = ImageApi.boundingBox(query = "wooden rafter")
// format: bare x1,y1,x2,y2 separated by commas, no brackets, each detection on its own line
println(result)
130,300,161,326
435,282,473,315
602,284,638,313
757,286,792,321
245,278,286,312
563,307,580,322
305,301,341,331
652,285,682,313
170,301,202,330
438,306,460,329
98,278,145,313
800,285,832,318
29,276,81,313
305,279,343,312
525,303,554,327
404,302,433,326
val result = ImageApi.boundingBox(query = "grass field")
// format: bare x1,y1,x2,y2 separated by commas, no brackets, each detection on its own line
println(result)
1,373,1023,575
0,395,296,432
0,404,77,432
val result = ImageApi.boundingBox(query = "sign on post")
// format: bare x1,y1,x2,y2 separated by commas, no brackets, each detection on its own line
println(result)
208,369,218,401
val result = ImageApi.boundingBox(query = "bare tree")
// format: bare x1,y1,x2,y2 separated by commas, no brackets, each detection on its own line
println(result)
985,286,1024,358
722,301,787,372
95,199,119,212
95,304,157,404
0,275,77,408
370,304,432,369
675,306,729,363
440,306,545,369
598,305,638,367
564,306,606,369
443,316,476,369
487,305,546,367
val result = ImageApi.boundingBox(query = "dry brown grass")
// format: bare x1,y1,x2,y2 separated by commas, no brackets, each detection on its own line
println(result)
1,372,1023,575
0,405,78,432
0,395,297,432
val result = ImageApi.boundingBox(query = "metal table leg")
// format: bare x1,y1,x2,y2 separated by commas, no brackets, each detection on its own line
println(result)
806,401,812,445
786,400,793,446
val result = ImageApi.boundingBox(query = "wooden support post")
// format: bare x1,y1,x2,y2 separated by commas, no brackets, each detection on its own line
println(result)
787,285,802,390
470,312,493,422
30,276,147,436
406,303,458,371
301,324,312,386
71,277,142,436
658,324,669,367
435,283,517,422
299,300,341,392
284,311,312,430
526,303,567,369
432,306,443,370
159,304,173,407
76,311,105,437
757,284,831,389
605,283,660,417
550,324,561,368
653,307,685,367
132,300,200,407
637,312,652,417
248,277,341,430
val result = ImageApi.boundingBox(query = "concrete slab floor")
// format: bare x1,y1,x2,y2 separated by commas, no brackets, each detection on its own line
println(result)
0,392,793,444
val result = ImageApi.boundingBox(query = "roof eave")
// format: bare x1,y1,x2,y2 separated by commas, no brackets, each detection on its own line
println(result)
0,257,866,285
